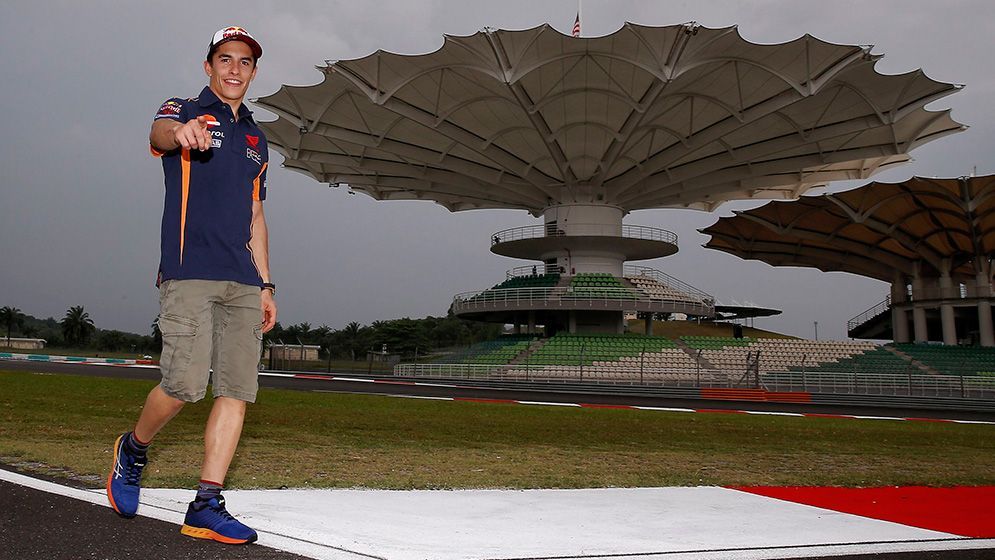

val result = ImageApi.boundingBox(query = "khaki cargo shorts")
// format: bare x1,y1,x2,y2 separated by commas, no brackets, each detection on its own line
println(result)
157,279,263,403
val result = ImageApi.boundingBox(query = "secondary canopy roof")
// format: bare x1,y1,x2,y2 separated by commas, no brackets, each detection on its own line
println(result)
701,175,995,282
256,23,964,214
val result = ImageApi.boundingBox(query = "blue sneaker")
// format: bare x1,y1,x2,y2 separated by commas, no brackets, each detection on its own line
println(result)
106,433,146,518
181,495,258,544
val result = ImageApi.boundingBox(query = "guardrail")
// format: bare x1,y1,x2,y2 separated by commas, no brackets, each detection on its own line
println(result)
393,362,995,402
622,264,713,301
394,362,733,388
393,362,995,399
761,371,995,399
847,295,891,332
506,264,564,278
451,286,715,315
491,224,677,245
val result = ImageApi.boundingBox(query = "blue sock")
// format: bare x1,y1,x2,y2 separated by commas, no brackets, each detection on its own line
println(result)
124,432,150,457
195,479,223,503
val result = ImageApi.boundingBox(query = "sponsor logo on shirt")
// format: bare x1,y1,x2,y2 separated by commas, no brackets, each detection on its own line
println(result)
156,100,183,119
246,147,262,164
245,135,260,149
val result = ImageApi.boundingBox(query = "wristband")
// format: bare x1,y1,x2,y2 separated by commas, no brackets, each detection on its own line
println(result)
261,282,276,294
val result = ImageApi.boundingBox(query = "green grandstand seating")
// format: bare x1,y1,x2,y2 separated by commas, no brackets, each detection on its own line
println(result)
435,335,535,365
468,274,560,303
892,344,995,376
786,346,912,375
563,273,639,300
527,333,677,366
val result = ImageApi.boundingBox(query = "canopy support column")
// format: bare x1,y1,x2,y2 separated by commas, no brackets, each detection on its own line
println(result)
891,276,910,343
912,271,928,343
939,269,957,345
977,262,994,347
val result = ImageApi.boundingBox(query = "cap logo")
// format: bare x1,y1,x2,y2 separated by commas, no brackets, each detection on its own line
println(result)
222,26,246,39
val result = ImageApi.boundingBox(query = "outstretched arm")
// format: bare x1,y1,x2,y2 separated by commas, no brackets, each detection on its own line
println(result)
150,115,213,153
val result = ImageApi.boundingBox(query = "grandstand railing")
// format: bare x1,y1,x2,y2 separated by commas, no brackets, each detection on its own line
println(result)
393,363,995,399
622,264,714,302
761,371,995,399
394,362,734,388
506,264,563,278
491,224,677,245
451,286,715,315
847,295,891,332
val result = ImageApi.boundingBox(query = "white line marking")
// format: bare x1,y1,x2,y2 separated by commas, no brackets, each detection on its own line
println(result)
387,394,454,401
744,411,805,417
519,401,582,407
633,406,696,413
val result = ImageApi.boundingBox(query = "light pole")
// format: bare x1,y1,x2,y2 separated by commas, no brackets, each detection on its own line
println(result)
814,321,819,341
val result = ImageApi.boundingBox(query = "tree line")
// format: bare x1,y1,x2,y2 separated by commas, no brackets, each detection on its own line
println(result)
1,305,501,359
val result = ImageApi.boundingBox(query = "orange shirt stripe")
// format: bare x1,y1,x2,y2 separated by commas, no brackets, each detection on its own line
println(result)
180,149,191,265
252,162,268,201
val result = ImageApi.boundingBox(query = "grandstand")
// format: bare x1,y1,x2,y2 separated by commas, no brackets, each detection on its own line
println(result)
786,346,913,375
435,335,536,365
892,344,995,376
564,273,639,300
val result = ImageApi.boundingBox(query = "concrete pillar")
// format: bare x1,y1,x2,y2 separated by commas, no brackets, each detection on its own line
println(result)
890,277,910,343
617,315,625,334
892,307,910,343
977,267,994,347
645,315,654,336
527,311,536,335
514,323,522,335
939,273,957,345
568,311,577,334
979,301,994,347
911,272,928,343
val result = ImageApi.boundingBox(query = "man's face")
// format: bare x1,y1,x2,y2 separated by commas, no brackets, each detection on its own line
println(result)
204,40,257,104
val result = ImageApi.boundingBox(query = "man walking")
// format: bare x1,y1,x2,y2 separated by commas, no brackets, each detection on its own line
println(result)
107,26,276,545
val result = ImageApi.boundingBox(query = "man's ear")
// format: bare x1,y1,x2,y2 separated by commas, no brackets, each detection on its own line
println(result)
203,59,212,77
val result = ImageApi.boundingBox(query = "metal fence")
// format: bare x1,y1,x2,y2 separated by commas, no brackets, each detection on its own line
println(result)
392,362,995,400
490,224,678,245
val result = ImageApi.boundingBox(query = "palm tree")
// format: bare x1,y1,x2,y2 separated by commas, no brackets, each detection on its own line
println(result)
343,321,362,361
0,306,24,347
61,305,95,348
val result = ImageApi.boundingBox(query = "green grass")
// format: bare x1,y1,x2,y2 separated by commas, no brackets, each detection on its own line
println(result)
1,370,993,490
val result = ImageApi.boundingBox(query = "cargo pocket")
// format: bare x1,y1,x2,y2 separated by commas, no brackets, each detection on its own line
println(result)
158,313,198,389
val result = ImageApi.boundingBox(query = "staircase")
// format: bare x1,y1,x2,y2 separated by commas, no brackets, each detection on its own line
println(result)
885,345,940,375
508,338,547,366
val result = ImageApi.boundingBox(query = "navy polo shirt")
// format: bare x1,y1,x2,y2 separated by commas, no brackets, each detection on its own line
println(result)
152,86,269,288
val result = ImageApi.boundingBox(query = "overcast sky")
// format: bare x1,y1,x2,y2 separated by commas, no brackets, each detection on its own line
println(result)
2,0,993,341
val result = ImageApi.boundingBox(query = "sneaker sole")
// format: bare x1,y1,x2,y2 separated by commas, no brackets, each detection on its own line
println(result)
106,434,136,519
180,524,257,544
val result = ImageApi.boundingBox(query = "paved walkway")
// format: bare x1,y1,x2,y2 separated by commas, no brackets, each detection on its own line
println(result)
3,468,994,560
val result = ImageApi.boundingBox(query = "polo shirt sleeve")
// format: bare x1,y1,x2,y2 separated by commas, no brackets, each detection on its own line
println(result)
150,98,189,157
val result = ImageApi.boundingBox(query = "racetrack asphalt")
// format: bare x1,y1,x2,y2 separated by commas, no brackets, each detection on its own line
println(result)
3,467,995,560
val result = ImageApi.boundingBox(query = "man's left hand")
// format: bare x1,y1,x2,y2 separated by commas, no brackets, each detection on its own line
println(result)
261,290,277,333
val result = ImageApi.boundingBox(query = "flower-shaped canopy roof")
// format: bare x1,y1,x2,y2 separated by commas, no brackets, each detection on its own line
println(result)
701,175,995,281
256,23,964,214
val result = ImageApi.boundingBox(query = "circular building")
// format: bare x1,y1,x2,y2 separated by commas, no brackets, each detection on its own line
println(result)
256,23,964,335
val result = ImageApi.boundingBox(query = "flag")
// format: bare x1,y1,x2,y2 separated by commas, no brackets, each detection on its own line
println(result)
572,12,581,37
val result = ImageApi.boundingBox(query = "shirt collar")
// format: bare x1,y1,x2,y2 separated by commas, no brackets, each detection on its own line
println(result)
196,86,255,123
